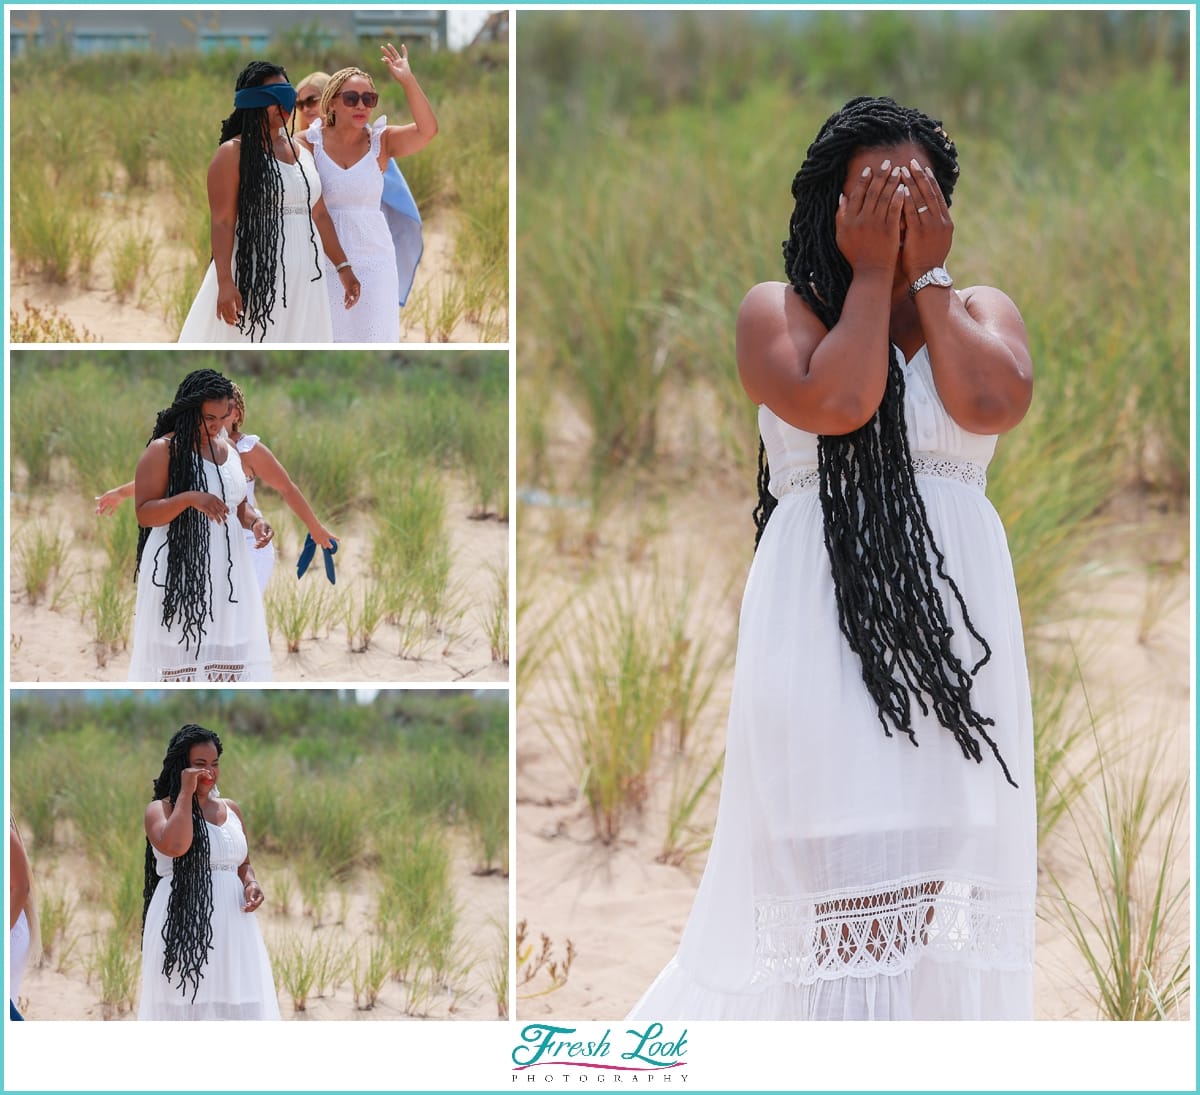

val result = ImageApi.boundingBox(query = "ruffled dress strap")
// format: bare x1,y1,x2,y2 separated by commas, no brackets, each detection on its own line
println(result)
369,114,388,158
234,433,260,455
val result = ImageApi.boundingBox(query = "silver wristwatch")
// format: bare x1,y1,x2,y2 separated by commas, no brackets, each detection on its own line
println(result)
909,266,953,296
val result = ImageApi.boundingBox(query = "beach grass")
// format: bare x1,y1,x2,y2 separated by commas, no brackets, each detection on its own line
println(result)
16,525,70,606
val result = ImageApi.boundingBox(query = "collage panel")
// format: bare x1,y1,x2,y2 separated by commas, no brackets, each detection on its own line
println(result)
5,4,515,1080
9,688,509,1021
8,7,507,345
513,6,1190,1030
9,350,508,683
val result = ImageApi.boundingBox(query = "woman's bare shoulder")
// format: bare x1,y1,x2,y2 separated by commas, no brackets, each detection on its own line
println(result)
736,281,826,403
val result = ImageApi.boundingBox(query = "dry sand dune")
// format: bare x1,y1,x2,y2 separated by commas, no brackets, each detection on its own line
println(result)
10,205,501,345
10,488,508,684
16,840,507,1022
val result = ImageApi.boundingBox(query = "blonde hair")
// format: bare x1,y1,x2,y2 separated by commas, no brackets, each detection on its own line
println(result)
295,70,330,98
229,382,246,430
320,66,375,128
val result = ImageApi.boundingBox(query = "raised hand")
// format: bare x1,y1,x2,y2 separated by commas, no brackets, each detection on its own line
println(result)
381,41,411,83
899,158,953,282
178,767,206,799
836,158,906,277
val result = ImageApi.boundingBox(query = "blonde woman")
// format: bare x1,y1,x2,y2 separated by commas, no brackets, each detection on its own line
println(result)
299,43,437,341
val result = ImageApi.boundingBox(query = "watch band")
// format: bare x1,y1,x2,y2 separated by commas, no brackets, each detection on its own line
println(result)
909,266,952,296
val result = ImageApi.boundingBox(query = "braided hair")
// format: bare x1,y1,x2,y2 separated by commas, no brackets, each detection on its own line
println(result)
759,95,1014,786
142,724,223,1002
216,60,322,342
134,369,238,656
319,67,375,128
229,382,246,431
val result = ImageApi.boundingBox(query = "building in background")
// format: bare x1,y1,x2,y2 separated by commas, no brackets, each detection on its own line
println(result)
7,9,499,57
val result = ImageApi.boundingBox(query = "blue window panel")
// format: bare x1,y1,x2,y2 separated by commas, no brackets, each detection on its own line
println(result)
72,32,150,55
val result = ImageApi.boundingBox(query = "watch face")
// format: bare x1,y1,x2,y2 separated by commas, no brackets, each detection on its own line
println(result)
931,267,953,287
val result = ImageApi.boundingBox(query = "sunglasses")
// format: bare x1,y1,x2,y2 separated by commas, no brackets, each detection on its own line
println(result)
297,95,321,110
339,90,379,109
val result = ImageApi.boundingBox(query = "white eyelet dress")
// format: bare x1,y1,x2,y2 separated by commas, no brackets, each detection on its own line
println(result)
307,117,401,342
179,140,333,344
629,343,1037,1020
139,808,280,1020
234,433,275,595
128,447,273,682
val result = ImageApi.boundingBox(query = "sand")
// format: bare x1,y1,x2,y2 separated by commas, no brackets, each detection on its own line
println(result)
9,486,509,684
14,838,507,1022
514,464,1191,1021
9,183,505,345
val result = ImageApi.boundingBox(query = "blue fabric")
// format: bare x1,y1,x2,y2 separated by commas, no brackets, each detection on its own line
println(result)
234,83,297,115
297,534,338,585
10,1000,24,1021
381,158,424,306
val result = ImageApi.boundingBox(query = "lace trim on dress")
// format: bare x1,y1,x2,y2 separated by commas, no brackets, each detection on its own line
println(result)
777,456,987,496
281,202,309,217
162,863,238,877
751,875,1034,985
159,663,248,683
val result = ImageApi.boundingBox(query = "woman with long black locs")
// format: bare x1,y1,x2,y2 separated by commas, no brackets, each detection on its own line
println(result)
179,60,361,342
139,725,278,1020
127,369,273,682
631,96,1036,1021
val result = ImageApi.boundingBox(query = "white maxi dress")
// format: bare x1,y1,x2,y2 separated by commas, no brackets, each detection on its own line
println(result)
306,118,401,343
629,342,1037,1021
139,809,280,1020
179,140,332,344
128,447,272,682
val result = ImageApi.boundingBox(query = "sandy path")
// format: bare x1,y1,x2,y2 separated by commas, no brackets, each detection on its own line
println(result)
9,190,503,345
10,487,508,684
514,469,1191,1020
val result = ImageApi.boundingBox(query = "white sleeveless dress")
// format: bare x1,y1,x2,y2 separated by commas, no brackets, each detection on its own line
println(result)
630,343,1037,1020
307,117,400,342
128,447,273,682
179,140,333,343
234,433,275,594
139,808,280,1020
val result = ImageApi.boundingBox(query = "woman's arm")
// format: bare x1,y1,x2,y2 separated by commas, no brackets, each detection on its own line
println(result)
310,196,362,310
96,480,135,515
10,824,32,930
207,141,244,327
133,439,228,528
380,42,439,159
235,499,274,548
737,160,906,434
144,769,204,858
226,802,264,913
241,442,336,549
901,163,1033,433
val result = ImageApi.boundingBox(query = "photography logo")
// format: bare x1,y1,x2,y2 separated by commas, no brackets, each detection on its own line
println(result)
512,1022,689,1081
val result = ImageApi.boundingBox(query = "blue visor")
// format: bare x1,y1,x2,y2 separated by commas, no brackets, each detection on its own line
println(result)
234,82,297,115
